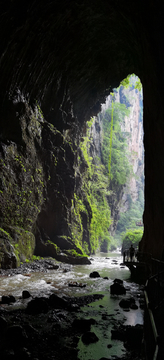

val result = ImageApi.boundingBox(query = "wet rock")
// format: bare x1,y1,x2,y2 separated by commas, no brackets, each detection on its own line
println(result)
89,271,100,278
139,299,145,309
114,278,123,285
1,295,16,304
22,290,31,299
0,316,8,334
68,281,86,288
67,303,80,312
103,276,109,280
111,324,143,350
48,293,68,309
26,297,49,314
102,314,108,320
72,318,94,332
81,331,99,344
119,297,136,309
125,324,143,348
2,349,15,359
111,326,126,341
5,325,27,347
24,323,38,334
110,282,126,295
130,303,138,310
15,347,31,359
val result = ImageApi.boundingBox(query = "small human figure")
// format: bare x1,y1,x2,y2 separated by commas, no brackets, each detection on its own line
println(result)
129,244,135,262
123,250,126,263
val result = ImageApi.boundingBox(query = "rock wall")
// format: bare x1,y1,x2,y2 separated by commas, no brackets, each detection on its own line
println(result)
0,101,90,266
0,0,164,262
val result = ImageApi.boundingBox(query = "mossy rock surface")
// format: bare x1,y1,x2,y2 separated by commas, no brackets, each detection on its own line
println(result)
0,228,17,268
4,226,35,267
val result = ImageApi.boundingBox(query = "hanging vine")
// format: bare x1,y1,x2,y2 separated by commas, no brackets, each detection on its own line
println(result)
108,94,114,184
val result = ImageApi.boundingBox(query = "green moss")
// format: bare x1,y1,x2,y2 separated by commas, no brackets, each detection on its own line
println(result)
0,227,12,240
47,240,60,254
65,249,87,258
6,227,35,266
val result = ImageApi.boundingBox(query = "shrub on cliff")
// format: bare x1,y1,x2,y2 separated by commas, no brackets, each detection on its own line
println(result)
121,228,143,252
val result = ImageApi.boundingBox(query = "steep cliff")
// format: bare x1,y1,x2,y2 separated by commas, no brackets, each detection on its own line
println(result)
0,101,91,267
88,79,144,237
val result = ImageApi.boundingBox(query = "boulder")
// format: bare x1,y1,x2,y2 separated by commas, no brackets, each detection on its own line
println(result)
1,295,16,304
110,282,126,295
81,331,99,345
22,290,31,299
89,271,100,278
119,297,136,309
111,327,125,341
114,278,123,285
125,324,143,348
48,293,68,309
5,325,27,347
72,318,95,332
0,233,17,269
25,297,49,314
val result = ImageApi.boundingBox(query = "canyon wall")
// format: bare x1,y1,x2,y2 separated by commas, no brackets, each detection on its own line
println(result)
89,83,144,235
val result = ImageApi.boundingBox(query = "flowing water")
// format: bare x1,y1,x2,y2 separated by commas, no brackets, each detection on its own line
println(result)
0,251,144,359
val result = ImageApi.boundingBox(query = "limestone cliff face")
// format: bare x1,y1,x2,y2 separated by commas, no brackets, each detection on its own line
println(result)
89,83,144,235
0,101,91,267
120,86,144,205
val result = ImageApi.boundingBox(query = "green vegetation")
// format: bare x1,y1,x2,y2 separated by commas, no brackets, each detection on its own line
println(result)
120,74,142,91
70,117,112,254
102,102,132,188
64,249,88,258
116,187,144,235
121,228,143,250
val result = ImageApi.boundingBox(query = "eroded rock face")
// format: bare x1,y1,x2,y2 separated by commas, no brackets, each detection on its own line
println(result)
0,1,164,262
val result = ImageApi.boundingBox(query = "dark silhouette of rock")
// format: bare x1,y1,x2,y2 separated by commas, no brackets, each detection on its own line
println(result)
89,271,100,278
81,331,99,345
48,293,68,309
22,290,31,299
0,316,8,334
18,348,31,359
1,295,16,304
125,324,143,348
111,327,125,341
119,297,136,309
110,282,126,295
114,278,123,285
111,324,143,350
72,318,95,332
5,325,27,347
25,297,49,314
130,303,138,310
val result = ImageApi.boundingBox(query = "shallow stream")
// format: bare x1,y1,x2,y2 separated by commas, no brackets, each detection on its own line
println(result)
0,251,144,359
